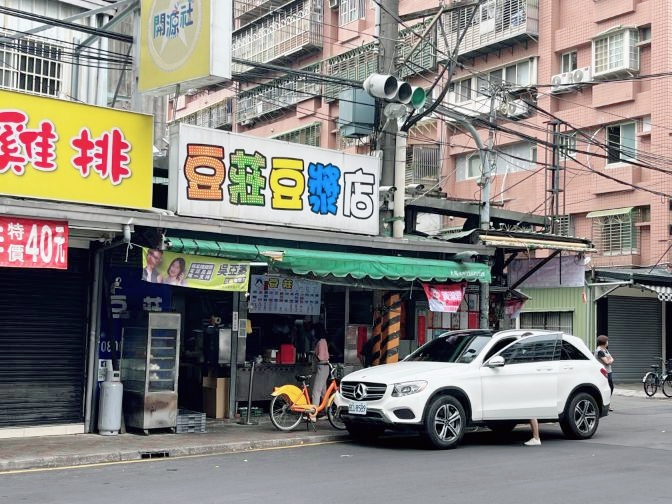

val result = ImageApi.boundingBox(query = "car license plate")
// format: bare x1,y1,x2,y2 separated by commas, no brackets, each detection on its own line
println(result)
348,401,367,415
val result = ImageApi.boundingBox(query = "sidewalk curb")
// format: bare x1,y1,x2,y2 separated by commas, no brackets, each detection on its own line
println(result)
0,432,351,472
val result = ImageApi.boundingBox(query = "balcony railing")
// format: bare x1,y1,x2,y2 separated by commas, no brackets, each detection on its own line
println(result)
234,0,296,27
237,68,321,124
232,0,323,74
396,20,437,79
406,145,440,188
438,0,539,60
174,99,234,130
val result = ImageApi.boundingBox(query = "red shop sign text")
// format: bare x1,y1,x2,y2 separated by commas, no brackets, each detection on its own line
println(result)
0,216,68,269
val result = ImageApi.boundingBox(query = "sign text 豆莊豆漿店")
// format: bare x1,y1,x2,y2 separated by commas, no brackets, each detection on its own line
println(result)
0,216,68,269
172,125,382,235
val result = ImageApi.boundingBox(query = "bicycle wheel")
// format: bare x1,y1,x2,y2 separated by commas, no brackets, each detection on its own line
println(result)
643,372,658,397
269,394,303,431
326,394,347,430
662,375,672,398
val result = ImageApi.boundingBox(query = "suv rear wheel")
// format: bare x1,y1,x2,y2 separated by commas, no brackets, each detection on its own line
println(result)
421,395,466,449
560,392,599,439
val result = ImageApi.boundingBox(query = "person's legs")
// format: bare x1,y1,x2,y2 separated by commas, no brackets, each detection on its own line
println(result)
311,365,328,406
524,419,541,446
608,372,614,411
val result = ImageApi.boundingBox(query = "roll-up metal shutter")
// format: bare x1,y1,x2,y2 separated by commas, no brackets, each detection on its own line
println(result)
607,296,661,382
0,248,90,427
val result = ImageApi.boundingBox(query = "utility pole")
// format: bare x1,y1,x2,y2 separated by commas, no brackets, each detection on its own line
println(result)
477,85,500,329
376,0,400,190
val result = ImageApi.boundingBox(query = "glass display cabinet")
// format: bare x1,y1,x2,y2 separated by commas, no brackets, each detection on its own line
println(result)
120,312,181,433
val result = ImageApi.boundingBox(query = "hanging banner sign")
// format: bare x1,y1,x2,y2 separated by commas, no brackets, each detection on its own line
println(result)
0,216,68,269
423,283,467,313
505,298,525,318
141,247,249,291
248,274,321,315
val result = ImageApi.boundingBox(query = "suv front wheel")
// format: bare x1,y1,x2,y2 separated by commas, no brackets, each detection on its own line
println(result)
559,392,599,439
421,395,466,449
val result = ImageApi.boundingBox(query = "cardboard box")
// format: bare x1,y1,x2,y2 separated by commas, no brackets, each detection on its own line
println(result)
202,377,229,419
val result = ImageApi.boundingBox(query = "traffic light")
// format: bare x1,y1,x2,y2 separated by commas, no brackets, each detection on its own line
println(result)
362,74,426,110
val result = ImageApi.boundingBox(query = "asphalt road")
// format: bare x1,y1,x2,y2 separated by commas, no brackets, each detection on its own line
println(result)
1,394,670,504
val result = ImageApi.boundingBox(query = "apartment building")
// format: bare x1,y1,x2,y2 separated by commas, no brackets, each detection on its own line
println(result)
170,0,672,379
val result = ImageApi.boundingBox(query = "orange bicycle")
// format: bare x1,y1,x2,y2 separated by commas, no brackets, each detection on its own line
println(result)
269,362,346,431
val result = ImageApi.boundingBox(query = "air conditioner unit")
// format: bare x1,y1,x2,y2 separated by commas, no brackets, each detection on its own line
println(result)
570,66,593,85
550,72,572,93
506,99,530,118
329,0,339,9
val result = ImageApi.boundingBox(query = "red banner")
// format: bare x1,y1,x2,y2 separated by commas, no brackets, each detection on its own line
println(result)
423,283,466,313
0,216,68,269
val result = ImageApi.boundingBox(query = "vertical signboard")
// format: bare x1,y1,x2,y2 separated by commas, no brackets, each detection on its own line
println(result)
139,0,232,95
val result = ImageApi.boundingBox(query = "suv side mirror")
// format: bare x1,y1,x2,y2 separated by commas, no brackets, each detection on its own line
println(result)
486,355,505,368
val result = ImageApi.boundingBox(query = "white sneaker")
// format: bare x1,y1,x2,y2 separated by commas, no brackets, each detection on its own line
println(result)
524,437,541,446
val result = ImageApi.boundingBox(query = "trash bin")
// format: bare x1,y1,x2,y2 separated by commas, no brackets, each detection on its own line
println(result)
98,369,123,435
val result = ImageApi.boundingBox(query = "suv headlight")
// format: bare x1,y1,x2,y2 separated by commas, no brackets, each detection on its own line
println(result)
392,380,428,397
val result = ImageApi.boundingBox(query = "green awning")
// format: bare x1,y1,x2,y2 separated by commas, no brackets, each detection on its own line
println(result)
167,237,491,283
586,207,633,218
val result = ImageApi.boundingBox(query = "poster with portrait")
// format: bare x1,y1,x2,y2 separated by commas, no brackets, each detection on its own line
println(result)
422,283,467,313
141,247,250,292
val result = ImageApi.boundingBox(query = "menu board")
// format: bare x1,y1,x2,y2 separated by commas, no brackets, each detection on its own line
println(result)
248,274,321,315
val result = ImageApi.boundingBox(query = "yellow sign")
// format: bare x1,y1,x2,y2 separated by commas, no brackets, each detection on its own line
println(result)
141,247,250,292
139,0,231,95
0,90,153,209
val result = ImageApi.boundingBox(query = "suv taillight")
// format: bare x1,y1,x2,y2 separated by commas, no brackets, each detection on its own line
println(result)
600,368,608,379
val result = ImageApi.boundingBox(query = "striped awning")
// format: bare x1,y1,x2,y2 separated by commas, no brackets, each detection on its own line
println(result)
639,284,672,301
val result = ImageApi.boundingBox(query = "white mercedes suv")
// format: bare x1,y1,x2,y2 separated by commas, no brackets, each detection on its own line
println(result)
334,329,611,449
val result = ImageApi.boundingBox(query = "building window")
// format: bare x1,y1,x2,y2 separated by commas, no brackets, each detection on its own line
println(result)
0,36,63,96
561,51,577,73
589,208,639,256
457,142,535,181
593,28,639,76
467,155,482,179
520,311,573,333
407,144,440,186
475,59,534,98
272,123,321,147
558,132,576,160
340,0,365,26
450,79,472,103
606,123,636,164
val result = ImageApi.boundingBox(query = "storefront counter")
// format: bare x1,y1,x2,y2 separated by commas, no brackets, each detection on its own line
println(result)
235,362,313,402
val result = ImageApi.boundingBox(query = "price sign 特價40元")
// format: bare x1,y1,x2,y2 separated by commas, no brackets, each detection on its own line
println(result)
0,216,68,269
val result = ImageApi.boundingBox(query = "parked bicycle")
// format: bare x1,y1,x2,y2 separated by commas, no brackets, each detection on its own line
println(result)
642,357,672,397
269,362,346,431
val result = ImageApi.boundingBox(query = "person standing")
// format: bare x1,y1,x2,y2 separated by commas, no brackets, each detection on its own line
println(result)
595,334,614,409
311,326,330,410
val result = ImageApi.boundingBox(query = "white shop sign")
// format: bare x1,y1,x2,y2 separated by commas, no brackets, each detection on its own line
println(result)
168,124,381,235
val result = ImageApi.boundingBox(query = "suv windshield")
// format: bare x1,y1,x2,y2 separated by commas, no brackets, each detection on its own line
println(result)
405,332,492,363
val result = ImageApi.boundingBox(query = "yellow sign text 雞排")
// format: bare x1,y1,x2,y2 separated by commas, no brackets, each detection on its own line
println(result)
0,89,153,209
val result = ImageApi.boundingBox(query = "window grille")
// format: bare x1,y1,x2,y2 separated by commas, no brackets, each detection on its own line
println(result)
592,28,639,76
520,311,573,333
323,44,377,101
406,145,439,186
273,123,321,147
592,209,639,256
0,34,63,96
